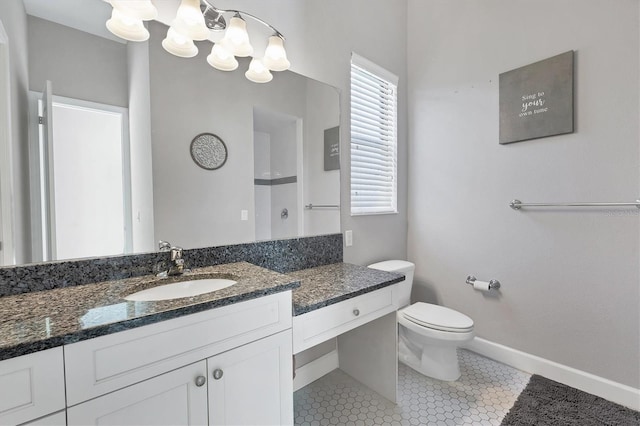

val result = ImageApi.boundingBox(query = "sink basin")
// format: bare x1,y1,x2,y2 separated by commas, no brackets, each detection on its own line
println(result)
125,278,237,302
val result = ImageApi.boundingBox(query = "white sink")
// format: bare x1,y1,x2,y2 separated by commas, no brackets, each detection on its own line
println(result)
125,278,237,302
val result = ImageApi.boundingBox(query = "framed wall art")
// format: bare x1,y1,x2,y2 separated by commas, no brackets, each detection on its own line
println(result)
324,126,340,171
499,50,574,144
190,133,228,170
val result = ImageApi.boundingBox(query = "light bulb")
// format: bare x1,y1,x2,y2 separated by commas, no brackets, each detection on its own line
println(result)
110,0,157,21
106,8,149,42
245,58,273,83
253,60,266,73
172,0,209,41
176,0,202,24
263,36,290,71
162,27,198,58
207,43,238,71
221,16,253,57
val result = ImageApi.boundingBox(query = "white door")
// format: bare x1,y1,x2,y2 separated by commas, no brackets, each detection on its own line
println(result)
208,330,293,426
32,92,132,261
49,97,131,259
67,361,208,426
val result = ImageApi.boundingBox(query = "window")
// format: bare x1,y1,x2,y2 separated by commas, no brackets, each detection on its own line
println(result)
350,53,398,215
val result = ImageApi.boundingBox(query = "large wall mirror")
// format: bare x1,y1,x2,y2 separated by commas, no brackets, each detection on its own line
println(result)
2,0,341,266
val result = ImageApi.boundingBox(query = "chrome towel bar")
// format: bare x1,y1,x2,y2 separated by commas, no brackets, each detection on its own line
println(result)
509,199,640,210
305,204,340,210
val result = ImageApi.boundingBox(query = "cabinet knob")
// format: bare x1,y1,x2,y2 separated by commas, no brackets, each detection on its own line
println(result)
195,375,206,387
212,368,224,380
353,308,360,316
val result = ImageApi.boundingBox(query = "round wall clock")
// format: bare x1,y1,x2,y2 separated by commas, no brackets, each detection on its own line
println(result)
190,133,228,170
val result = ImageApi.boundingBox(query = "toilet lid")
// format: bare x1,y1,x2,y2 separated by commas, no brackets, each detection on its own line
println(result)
401,303,474,333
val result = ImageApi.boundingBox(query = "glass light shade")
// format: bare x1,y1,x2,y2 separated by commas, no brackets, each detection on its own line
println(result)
245,58,273,83
263,36,290,71
162,27,198,58
207,43,238,71
110,0,157,21
172,0,209,41
222,16,253,57
106,9,149,42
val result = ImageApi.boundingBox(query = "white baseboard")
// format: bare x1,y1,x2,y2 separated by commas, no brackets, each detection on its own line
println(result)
465,337,640,411
293,350,339,392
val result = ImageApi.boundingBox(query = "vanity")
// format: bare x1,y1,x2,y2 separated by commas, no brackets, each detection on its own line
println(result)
290,263,405,403
0,259,403,426
0,2,404,424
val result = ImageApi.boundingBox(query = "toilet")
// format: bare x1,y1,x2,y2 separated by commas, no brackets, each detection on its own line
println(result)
368,260,474,381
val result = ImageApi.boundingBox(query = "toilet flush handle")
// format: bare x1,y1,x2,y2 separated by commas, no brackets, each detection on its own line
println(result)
353,308,360,316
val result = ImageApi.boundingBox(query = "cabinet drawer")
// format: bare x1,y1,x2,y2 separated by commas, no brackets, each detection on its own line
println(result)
65,291,291,405
293,286,396,353
0,348,65,426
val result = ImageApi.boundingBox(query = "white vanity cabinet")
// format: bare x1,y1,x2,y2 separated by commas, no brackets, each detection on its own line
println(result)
0,347,65,426
63,290,293,426
66,330,293,426
292,284,401,404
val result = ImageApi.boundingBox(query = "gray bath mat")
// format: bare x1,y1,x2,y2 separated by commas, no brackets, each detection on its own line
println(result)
501,375,640,425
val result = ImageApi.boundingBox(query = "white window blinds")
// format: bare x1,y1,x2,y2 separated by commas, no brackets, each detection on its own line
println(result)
350,53,398,216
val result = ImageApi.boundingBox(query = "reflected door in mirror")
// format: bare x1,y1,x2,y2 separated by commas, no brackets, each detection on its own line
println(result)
31,93,133,261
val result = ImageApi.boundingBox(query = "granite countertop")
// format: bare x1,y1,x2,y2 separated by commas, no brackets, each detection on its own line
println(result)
289,263,405,316
0,262,299,361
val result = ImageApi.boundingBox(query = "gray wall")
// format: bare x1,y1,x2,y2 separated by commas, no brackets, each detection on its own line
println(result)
209,0,409,265
27,15,128,107
207,0,409,368
4,0,409,267
300,0,409,266
407,0,639,387
148,21,338,249
0,1,30,264
304,79,340,237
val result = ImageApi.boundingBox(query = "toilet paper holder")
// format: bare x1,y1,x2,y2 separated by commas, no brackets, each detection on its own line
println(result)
466,275,501,290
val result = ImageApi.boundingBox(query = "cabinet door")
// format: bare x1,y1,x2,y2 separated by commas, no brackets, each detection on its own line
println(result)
0,347,65,426
208,330,293,426
67,361,208,426
21,410,66,426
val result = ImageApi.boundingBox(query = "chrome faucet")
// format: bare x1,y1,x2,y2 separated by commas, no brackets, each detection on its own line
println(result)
156,241,186,277
168,246,185,276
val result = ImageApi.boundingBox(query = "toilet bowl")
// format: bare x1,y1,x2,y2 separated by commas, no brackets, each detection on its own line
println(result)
368,260,474,381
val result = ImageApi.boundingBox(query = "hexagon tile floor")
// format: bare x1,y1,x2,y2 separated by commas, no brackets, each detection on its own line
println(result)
293,349,531,426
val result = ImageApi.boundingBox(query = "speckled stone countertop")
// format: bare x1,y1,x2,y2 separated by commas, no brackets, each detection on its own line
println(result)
0,262,299,361
289,263,405,316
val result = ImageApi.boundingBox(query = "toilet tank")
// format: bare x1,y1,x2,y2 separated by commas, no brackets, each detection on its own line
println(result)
368,260,415,307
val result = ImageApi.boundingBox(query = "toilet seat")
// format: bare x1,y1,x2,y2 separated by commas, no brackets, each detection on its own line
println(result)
397,313,474,344
401,303,473,333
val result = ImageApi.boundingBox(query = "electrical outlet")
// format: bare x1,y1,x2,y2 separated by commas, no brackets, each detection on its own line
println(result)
345,230,353,247
241,210,248,221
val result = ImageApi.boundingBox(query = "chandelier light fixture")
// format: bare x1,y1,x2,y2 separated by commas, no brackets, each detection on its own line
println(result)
104,0,290,83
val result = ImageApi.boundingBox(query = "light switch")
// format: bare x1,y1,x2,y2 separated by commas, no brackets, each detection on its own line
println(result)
241,210,249,221
345,230,353,247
